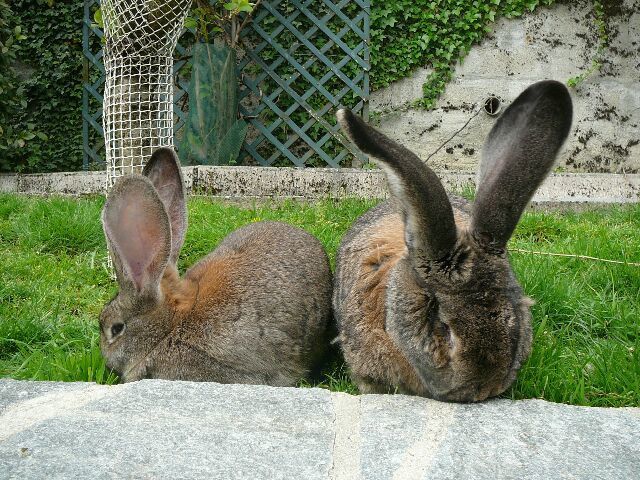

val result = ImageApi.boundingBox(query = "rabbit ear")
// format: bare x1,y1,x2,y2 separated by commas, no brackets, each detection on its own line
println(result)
142,147,187,264
337,109,457,261
472,80,573,247
102,176,171,298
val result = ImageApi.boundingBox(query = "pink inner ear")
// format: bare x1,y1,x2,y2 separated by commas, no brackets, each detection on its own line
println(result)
109,191,169,292
155,182,176,204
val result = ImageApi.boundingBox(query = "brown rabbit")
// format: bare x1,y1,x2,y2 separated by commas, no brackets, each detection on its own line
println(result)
99,147,332,385
334,80,573,402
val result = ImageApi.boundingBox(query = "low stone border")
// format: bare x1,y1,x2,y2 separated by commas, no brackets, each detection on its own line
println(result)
0,379,638,479
1,167,639,203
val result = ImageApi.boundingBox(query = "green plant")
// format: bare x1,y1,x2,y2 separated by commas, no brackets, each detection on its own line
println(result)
180,41,248,166
567,0,606,88
0,0,48,172
370,0,557,109
179,1,260,166
185,0,261,46
2,0,86,173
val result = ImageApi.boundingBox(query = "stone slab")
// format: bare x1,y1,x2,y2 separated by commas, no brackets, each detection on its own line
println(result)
359,395,640,480
15,171,106,196
0,380,334,480
0,379,638,479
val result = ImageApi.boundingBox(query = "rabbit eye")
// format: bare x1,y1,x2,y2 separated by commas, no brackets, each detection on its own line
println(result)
111,323,125,337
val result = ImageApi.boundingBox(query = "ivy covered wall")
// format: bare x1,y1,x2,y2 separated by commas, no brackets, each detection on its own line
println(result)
0,0,624,173
2,0,86,173
372,0,640,173
370,0,556,108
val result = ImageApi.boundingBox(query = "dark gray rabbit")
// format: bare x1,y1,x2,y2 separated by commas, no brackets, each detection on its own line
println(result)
100,147,332,384
334,80,573,402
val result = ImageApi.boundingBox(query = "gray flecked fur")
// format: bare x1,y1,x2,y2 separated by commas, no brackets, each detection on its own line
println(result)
334,81,573,402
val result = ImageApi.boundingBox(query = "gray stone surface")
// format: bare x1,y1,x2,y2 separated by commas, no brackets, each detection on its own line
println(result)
1,379,638,479
0,174,18,193
0,380,334,480
1,168,638,204
371,0,640,173
13,171,106,196
360,395,640,480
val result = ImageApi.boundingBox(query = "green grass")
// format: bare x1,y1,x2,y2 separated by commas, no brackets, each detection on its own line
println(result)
0,193,638,407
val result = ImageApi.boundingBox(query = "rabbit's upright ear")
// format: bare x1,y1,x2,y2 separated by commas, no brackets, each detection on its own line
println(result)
102,176,172,298
337,109,457,261
142,147,187,264
472,80,573,248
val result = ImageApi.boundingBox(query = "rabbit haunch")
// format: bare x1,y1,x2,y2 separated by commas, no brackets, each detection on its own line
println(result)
99,147,332,385
334,80,573,402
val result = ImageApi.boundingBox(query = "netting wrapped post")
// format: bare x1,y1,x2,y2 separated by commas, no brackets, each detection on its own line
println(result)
102,0,191,188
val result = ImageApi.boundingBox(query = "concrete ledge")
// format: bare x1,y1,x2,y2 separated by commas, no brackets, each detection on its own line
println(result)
0,379,638,479
0,171,106,196
1,168,639,203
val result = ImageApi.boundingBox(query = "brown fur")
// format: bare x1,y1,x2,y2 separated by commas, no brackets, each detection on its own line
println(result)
100,148,332,385
335,199,533,401
334,81,573,402
161,267,198,313
336,209,424,394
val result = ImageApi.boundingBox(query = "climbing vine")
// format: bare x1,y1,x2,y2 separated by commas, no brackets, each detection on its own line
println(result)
567,0,606,88
2,0,85,173
0,0,47,172
370,0,557,109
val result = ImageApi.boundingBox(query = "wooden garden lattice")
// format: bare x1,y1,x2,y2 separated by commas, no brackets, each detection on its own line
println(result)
82,0,105,169
238,0,370,167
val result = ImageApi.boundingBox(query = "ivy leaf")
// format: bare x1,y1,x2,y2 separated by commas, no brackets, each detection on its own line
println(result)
184,16,197,30
93,8,103,28
237,0,255,13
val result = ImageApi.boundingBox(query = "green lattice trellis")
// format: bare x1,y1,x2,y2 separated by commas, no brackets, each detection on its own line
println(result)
237,0,370,167
82,0,105,170
82,0,370,169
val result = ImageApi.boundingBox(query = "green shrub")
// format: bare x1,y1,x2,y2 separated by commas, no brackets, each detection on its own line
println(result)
2,0,85,173
0,0,46,172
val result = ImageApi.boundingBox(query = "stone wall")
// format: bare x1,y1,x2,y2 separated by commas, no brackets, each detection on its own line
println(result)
371,0,640,173
2,167,639,203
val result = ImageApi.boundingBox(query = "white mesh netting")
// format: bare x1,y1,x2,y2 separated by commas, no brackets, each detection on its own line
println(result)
102,0,191,189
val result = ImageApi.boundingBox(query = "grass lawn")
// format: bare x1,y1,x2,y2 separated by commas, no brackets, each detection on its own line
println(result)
0,193,638,407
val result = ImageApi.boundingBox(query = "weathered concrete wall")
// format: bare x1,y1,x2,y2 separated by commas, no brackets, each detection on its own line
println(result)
1,167,639,203
371,0,640,173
